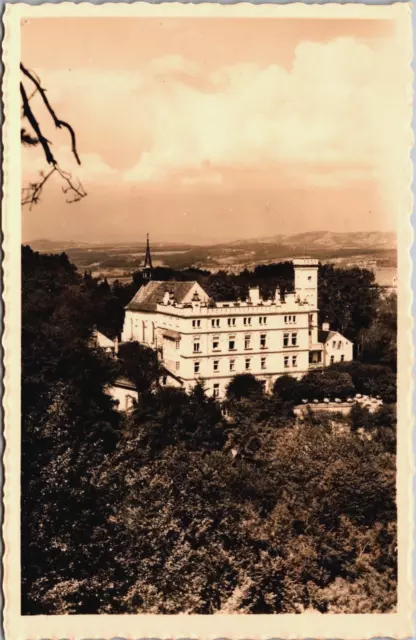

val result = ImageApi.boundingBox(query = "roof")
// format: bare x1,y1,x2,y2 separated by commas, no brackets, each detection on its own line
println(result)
318,330,347,344
126,280,202,312
95,330,115,348
162,329,181,340
113,376,137,390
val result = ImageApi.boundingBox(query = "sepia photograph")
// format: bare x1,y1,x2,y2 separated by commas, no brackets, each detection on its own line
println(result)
1,2,414,637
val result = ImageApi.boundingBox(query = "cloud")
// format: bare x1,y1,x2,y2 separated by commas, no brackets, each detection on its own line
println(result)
23,37,409,195
22,144,119,183
120,36,408,185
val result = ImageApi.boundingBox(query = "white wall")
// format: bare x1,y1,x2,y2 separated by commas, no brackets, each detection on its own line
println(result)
108,384,138,411
323,333,354,366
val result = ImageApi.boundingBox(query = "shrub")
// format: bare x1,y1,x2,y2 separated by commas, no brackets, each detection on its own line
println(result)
330,361,396,403
272,375,300,405
297,370,355,402
226,374,264,401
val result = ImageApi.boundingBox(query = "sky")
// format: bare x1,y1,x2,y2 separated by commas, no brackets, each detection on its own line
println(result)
21,16,406,244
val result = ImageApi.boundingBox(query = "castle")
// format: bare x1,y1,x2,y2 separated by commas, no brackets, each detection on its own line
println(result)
119,237,353,400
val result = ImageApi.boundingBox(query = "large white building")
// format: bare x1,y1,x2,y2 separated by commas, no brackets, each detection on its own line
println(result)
120,255,353,399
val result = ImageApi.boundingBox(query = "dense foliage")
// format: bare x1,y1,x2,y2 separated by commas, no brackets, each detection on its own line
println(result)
21,247,397,615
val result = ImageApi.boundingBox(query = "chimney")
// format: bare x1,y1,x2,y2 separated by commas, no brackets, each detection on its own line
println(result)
249,286,260,305
322,321,330,331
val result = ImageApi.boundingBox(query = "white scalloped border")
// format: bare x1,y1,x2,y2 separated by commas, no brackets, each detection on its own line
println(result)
1,3,414,639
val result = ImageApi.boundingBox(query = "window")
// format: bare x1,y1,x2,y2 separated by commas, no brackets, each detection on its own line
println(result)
332,340,336,348
211,318,220,328
125,395,134,411
330,355,335,365
244,335,251,350
212,337,220,351
260,334,267,349
245,358,251,370
291,333,298,346
213,360,219,372
162,376,167,385
228,318,236,327
194,361,200,374
213,383,220,398
259,316,267,325
229,337,236,351
193,341,200,353
341,354,345,362
243,317,252,326
283,333,289,347
192,319,201,328
176,362,180,371
175,340,180,350
292,355,297,368
308,330,312,337
284,355,289,368
284,315,287,323
229,359,235,372
338,341,342,349
284,315,296,324
261,357,266,370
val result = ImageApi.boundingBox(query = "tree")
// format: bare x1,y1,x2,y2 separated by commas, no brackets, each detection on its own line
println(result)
21,246,121,614
117,341,163,394
226,373,265,401
297,369,355,402
21,63,86,207
330,361,396,403
360,293,397,371
318,264,380,342
272,374,301,405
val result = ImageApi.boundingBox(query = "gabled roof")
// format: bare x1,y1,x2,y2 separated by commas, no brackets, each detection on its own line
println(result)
94,330,115,349
126,280,206,312
318,329,349,344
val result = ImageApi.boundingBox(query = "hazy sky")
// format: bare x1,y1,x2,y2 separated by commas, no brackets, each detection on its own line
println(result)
21,16,405,244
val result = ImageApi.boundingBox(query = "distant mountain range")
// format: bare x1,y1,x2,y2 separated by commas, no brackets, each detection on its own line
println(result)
25,231,396,274
27,231,396,253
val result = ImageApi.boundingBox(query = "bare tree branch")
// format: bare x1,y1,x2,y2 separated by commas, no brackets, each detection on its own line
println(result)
20,81,56,165
21,166,87,209
20,63,81,165
21,62,87,208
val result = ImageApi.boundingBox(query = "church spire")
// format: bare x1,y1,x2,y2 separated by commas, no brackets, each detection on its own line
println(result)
143,233,153,280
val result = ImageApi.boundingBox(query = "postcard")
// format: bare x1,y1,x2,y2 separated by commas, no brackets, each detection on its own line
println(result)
2,2,414,638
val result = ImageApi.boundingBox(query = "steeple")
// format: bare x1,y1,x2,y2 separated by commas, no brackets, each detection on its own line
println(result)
143,233,153,280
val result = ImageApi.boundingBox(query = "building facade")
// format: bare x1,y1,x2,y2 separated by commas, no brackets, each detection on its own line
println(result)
120,256,353,399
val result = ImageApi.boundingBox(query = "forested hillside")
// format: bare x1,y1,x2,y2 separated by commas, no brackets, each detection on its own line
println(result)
21,246,397,614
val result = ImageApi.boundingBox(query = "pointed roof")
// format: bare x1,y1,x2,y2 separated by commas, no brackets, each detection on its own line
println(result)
94,330,115,349
143,233,153,270
318,329,351,344
126,280,206,312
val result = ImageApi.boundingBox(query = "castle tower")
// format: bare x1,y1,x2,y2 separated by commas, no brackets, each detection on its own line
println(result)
293,258,319,343
143,233,153,281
